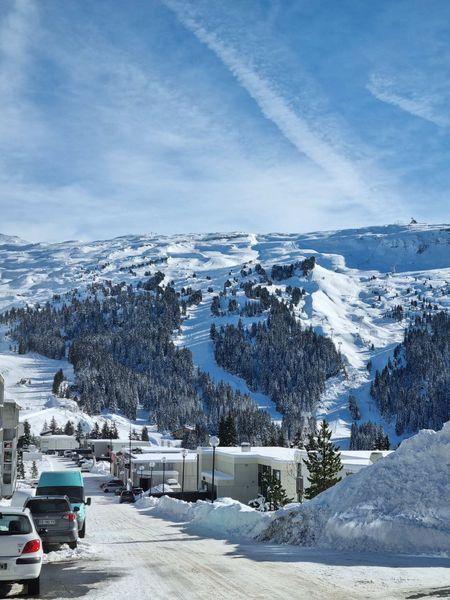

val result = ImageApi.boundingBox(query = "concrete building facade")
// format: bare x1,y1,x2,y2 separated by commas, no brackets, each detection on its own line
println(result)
0,375,21,498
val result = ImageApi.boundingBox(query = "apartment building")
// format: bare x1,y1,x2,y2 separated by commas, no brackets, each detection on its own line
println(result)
198,443,392,504
0,375,21,498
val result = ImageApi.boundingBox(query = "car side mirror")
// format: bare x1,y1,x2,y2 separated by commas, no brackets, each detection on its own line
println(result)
73,506,80,512
86,498,91,506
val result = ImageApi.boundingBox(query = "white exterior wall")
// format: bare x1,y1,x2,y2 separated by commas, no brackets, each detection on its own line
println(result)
39,435,79,452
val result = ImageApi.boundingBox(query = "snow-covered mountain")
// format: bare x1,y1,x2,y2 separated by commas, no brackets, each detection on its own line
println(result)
0,223,448,445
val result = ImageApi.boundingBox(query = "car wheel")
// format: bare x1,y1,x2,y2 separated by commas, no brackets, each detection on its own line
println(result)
68,541,77,549
104,489,109,493
27,576,40,597
79,522,86,538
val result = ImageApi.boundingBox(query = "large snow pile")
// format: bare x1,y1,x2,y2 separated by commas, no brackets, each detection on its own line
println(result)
137,495,270,539
90,461,111,475
260,423,450,554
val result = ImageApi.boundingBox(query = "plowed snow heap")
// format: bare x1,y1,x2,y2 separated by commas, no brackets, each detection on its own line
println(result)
261,423,450,554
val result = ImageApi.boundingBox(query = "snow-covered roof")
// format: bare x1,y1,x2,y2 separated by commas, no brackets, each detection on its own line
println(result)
39,434,77,440
201,446,393,466
132,452,197,464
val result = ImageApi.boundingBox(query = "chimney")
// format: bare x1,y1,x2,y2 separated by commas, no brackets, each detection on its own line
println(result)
241,442,251,453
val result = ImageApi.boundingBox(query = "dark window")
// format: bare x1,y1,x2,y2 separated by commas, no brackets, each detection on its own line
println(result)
26,499,70,514
272,469,281,481
0,514,32,535
258,464,271,488
37,486,83,503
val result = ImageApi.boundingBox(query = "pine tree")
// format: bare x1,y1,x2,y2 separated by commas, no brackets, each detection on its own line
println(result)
31,461,38,479
64,420,75,436
76,421,84,443
52,369,64,395
101,421,110,439
260,471,292,510
17,452,25,479
110,422,119,439
18,420,32,449
90,422,101,439
41,420,49,435
49,416,58,434
303,420,342,500
141,426,149,442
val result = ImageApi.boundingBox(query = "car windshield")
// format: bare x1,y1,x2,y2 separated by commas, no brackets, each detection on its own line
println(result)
37,486,83,503
0,514,32,535
26,499,70,514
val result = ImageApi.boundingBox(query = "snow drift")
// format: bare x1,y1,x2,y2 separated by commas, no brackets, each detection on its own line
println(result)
137,495,270,539
260,423,450,554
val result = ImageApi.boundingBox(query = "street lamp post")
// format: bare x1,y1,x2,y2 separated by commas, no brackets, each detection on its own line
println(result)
149,461,155,494
209,435,219,503
181,448,188,501
138,465,144,488
161,456,166,495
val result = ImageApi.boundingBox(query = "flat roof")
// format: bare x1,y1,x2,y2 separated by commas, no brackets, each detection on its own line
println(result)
132,452,197,463
201,446,392,466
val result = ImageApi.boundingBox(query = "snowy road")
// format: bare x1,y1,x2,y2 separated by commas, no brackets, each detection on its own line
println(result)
13,459,449,600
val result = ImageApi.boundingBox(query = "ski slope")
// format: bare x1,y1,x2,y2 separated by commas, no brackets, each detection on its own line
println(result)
0,223,448,443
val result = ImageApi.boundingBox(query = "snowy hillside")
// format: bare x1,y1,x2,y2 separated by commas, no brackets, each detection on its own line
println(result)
0,223,448,444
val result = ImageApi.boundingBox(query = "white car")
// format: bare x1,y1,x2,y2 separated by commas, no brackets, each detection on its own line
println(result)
0,507,43,596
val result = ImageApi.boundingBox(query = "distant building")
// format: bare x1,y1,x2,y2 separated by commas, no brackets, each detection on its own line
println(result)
39,435,79,454
198,444,393,504
0,375,21,498
85,439,156,460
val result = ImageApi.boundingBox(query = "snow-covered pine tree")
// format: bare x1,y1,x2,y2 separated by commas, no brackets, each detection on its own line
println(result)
49,416,59,434
17,452,25,479
260,471,292,510
52,369,64,395
141,426,149,441
304,420,342,500
31,461,38,479
76,421,84,443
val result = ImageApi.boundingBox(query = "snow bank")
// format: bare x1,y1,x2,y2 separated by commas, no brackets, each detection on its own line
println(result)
261,423,450,554
90,461,111,475
137,495,270,539
44,542,97,563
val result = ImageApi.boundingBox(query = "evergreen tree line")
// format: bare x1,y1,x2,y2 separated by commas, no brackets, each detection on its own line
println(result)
2,279,279,446
370,311,449,434
349,421,390,450
210,300,343,436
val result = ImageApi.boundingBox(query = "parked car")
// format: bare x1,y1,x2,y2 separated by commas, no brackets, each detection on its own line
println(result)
103,482,124,493
0,508,43,596
100,479,123,490
36,471,91,539
80,462,92,473
132,487,144,498
24,496,78,550
119,490,136,504
114,486,125,496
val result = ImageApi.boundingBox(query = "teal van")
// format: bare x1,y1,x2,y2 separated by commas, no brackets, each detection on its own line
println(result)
36,471,91,538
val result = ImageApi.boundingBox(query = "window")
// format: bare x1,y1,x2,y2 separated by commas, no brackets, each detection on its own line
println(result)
272,469,281,481
258,464,271,488
0,514,31,535
26,499,71,514
37,486,84,503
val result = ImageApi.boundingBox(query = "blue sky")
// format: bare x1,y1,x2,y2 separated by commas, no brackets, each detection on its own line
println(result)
0,0,449,242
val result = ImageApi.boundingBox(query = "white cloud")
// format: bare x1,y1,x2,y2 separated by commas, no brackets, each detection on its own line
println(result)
367,73,450,128
162,0,397,209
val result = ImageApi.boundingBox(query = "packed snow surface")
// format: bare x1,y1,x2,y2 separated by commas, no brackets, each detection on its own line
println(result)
261,423,450,554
